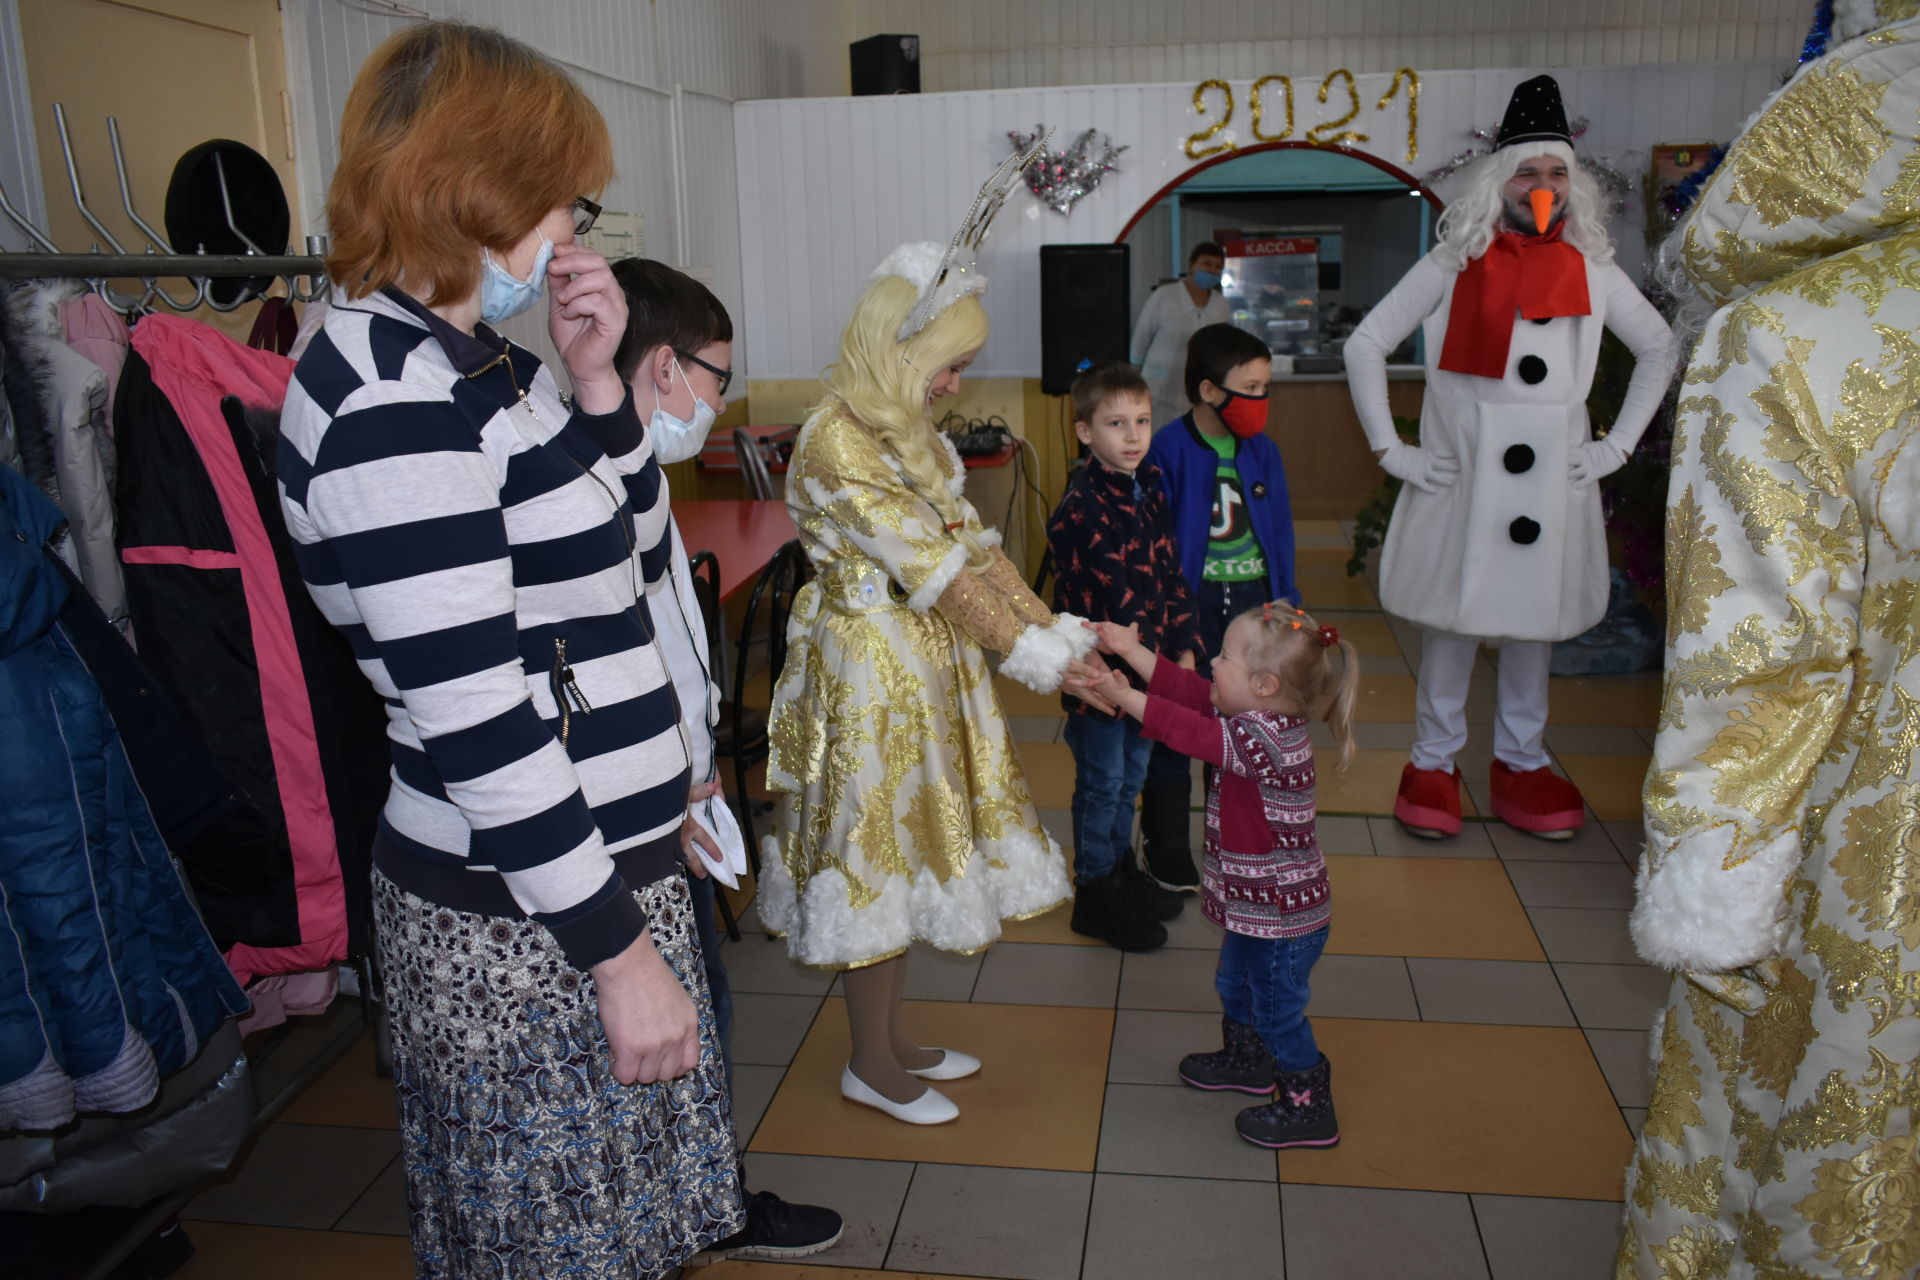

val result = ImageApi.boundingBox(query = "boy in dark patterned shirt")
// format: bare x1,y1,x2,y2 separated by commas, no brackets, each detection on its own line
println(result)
1048,363,1206,952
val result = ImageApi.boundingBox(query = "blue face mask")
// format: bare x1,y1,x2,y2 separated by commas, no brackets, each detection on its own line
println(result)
479,235,554,325
648,358,719,465
1190,269,1222,291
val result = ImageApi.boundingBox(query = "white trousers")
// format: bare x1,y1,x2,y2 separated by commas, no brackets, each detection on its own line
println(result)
1410,629,1553,773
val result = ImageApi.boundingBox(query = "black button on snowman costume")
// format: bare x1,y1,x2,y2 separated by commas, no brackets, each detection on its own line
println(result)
1343,76,1677,822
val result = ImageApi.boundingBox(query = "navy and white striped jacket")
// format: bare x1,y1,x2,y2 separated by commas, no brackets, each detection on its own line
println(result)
278,287,689,970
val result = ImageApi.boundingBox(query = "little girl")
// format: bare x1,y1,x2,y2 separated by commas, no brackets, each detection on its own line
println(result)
1069,604,1357,1148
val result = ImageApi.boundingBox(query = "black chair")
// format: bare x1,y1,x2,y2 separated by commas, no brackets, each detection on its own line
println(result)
686,549,742,943
733,427,776,501
718,540,810,919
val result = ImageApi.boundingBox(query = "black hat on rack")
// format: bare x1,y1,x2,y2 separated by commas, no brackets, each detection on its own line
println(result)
164,140,291,306
1495,75,1573,150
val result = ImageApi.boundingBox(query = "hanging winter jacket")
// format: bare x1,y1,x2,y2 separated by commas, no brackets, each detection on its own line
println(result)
0,462,248,1134
114,315,381,984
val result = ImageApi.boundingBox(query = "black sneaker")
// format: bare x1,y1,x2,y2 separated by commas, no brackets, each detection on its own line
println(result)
1069,871,1167,952
1121,861,1185,921
692,1190,843,1265
1140,779,1201,893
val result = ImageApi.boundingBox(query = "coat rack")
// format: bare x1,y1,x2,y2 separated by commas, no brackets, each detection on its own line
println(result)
0,105,327,313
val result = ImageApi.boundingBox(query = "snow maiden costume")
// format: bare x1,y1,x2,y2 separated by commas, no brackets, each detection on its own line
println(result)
760,144,1088,978
1621,7,1920,1275
1343,75,1677,839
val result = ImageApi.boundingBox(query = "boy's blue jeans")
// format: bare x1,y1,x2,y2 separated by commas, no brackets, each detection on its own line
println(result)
1217,925,1329,1073
1063,713,1152,884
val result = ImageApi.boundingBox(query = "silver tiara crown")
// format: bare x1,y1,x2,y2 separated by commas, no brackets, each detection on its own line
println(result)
885,128,1053,341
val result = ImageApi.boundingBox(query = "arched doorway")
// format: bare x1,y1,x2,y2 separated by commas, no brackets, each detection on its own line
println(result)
1118,142,1439,519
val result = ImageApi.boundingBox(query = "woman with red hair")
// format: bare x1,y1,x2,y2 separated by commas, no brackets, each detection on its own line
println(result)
279,22,739,1276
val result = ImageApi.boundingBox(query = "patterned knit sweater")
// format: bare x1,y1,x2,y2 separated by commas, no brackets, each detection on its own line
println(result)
1138,662,1330,940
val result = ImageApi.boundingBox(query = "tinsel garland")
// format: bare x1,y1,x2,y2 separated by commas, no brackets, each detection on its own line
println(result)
1420,116,1636,215
1007,125,1128,215
1800,0,1836,64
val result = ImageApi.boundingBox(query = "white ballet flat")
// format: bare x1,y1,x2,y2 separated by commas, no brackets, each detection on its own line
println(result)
905,1048,981,1081
840,1065,959,1125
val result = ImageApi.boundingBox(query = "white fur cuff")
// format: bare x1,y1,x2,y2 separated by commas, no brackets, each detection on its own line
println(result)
1002,622,1073,693
907,542,970,614
1629,826,1800,971
1050,613,1098,661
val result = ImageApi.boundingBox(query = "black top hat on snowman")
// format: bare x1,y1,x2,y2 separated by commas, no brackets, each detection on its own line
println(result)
1496,75,1573,150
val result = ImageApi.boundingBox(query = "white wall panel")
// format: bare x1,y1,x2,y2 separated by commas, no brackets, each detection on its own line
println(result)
735,61,1782,381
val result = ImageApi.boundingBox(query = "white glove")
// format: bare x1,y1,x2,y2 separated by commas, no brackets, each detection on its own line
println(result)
1377,442,1460,494
1569,438,1630,489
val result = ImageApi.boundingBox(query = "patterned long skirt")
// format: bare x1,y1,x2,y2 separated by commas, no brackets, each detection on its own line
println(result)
373,870,742,1279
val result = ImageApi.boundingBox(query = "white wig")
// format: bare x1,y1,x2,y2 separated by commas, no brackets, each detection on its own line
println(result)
1430,141,1615,273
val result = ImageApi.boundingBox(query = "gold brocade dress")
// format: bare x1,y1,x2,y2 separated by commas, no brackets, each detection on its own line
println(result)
758,407,1075,969
1620,20,1920,1278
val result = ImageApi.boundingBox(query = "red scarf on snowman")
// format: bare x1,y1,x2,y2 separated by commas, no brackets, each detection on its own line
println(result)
1436,221,1590,380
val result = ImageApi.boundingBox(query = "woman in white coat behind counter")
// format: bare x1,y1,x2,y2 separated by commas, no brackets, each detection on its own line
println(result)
1132,240,1233,427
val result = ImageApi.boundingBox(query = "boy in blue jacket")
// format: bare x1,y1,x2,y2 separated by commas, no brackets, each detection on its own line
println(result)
1140,323,1297,890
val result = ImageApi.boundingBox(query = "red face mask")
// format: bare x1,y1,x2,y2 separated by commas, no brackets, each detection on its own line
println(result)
1214,387,1270,439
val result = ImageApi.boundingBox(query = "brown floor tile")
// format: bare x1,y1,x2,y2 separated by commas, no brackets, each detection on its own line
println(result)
1318,748,1422,816
1297,517,1349,537
1296,568,1380,610
1350,674,1417,722
998,900,1103,948
1326,856,1544,962
995,676,1068,718
173,1224,414,1279
1014,741,1077,805
1556,753,1652,822
276,1033,396,1129
748,999,1111,1171
1547,724,1654,755
700,1264,998,1279
1548,675,1663,727
1277,1018,1631,1199
1008,714,1062,744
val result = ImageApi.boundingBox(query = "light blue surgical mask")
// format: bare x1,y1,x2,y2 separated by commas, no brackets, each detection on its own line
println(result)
648,357,718,465
479,235,554,325
1190,269,1222,291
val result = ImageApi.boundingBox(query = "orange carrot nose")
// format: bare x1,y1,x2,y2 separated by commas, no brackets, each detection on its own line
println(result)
1529,188,1554,234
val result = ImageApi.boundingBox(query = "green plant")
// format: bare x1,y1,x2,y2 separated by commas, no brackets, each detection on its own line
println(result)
1345,414,1418,577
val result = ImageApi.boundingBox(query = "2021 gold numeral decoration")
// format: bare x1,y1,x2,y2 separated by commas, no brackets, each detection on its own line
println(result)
1306,69,1368,146
1376,68,1420,163
1250,75,1294,143
1185,79,1235,160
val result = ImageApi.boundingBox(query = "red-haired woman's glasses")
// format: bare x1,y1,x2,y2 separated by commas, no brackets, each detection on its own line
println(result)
572,196,602,238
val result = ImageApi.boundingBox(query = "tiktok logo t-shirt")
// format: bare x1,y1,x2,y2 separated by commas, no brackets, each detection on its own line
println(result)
1202,433,1267,582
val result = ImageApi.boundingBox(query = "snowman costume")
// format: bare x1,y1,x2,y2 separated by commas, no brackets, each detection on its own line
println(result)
1343,76,1676,838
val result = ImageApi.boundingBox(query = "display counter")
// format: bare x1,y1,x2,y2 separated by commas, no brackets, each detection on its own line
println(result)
1263,364,1425,520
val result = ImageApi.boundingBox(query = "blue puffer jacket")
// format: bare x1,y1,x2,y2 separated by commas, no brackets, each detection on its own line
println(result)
0,464,247,1132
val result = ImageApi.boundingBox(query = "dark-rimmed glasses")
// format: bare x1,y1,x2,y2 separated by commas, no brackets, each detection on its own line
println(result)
571,196,602,238
678,348,733,397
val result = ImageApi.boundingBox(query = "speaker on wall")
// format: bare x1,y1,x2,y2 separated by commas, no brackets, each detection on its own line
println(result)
1039,243,1131,397
850,34,920,95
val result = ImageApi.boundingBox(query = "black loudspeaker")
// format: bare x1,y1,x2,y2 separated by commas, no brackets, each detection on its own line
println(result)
1040,243,1131,396
851,34,920,95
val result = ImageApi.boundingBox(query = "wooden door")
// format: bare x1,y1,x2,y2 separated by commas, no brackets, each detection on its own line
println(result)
15,0,302,342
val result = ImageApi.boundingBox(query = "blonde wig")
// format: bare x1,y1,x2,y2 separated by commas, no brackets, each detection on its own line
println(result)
1430,141,1615,273
822,274,991,562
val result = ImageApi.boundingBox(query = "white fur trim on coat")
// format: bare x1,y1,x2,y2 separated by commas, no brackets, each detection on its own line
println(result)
1002,622,1073,692
1629,825,1799,971
906,541,969,614
757,826,1071,968
1050,613,1097,661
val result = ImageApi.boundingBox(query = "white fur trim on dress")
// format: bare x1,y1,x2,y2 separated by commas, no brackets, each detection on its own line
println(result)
939,434,968,497
1049,613,1097,661
757,827,1072,968
1002,622,1073,693
977,526,1002,549
907,541,970,614
1628,825,1799,972
874,241,989,342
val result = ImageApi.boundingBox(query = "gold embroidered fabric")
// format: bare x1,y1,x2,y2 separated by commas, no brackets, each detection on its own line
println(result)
756,408,1071,969
1622,29,1920,1267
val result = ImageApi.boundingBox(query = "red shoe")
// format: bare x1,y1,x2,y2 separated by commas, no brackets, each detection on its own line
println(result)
1489,760,1585,839
1395,763,1462,839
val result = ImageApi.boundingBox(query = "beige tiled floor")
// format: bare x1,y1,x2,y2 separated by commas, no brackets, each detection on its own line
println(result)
173,518,1664,1280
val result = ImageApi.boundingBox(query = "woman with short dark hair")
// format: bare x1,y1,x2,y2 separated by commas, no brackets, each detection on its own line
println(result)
279,22,740,1275
1131,240,1233,427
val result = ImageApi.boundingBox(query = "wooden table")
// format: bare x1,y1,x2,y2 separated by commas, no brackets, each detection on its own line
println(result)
697,424,1018,474
672,499,797,601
